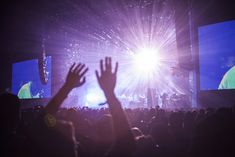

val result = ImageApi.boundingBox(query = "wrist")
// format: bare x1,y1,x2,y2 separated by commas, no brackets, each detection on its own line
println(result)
104,90,116,101
61,84,72,95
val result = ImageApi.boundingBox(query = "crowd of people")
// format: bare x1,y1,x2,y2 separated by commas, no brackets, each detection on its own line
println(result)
1,57,235,157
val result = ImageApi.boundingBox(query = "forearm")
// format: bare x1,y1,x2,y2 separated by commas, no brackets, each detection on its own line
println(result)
45,84,71,115
105,92,134,140
105,91,135,156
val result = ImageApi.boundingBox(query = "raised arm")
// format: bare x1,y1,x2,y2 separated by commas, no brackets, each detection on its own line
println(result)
95,57,135,156
45,63,88,115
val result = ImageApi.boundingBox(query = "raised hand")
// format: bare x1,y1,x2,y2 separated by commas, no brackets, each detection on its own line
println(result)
45,62,88,115
95,57,118,95
64,63,89,90
95,57,135,156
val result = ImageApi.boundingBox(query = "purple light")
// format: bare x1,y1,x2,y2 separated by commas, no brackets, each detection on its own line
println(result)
43,0,188,108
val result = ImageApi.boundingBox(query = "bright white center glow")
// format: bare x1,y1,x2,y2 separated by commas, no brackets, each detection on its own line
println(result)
85,91,106,108
86,93,102,103
133,47,159,73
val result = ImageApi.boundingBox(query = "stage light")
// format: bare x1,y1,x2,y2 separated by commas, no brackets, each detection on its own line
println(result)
85,91,105,108
133,47,159,73
86,93,101,103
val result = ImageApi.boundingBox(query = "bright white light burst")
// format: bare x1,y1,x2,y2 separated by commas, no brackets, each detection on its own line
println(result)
133,47,159,74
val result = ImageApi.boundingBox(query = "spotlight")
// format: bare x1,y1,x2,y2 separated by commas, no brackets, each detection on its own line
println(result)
133,47,159,73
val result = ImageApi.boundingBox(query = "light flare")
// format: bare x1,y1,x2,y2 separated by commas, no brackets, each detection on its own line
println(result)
133,47,160,74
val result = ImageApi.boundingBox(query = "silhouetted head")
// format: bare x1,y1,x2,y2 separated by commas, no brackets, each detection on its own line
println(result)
0,93,21,131
32,120,78,157
169,112,184,129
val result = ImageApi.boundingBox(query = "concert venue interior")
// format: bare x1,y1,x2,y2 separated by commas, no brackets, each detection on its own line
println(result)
1,0,235,157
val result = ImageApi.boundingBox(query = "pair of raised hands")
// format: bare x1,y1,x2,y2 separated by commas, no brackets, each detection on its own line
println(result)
64,57,118,95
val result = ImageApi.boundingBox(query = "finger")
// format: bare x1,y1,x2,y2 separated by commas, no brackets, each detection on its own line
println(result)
74,63,82,73
109,57,111,64
79,67,89,77
108,57,112,72
95,70,100,79
106,57,111,72
100,60,104,73
76,64,85,74
80,77,86,85
105,57,108,71
69,63,76,72
114,62,118,74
